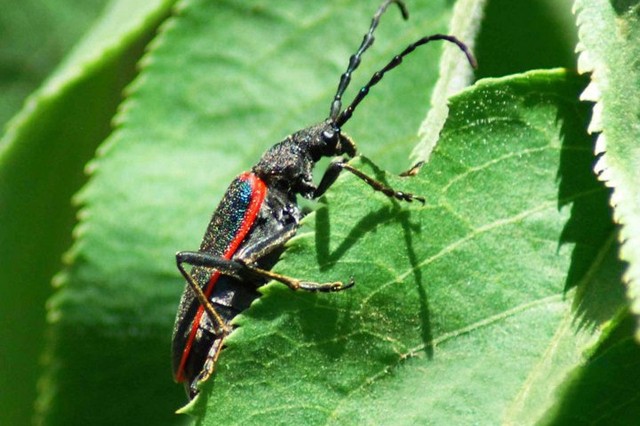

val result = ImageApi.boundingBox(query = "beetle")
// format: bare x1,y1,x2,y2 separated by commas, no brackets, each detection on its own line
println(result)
172,0,476,398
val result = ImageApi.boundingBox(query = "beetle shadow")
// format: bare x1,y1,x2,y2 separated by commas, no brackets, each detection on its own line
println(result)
397,206,434,358
314,202,396,268
313,157,433,357
294,289,356,361
361,156,433,358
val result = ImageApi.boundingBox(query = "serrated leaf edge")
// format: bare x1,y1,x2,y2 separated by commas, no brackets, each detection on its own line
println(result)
573,1,640,341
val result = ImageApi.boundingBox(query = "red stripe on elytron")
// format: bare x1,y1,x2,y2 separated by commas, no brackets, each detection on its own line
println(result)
176,172,267,383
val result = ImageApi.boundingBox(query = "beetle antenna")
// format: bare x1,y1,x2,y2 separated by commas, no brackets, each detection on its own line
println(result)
335,35,477,127
329,0,409,122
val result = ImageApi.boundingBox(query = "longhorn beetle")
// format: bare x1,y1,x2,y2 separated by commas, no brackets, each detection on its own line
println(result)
172,0,476,398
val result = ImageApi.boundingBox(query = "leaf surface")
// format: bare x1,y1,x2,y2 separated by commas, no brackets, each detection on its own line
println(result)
196,70,625,424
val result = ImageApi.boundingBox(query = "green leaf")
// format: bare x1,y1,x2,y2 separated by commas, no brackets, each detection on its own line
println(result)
574,0,640,339
194,70,625,424
0,0,176,424
45,0,468,424
0,0,108,128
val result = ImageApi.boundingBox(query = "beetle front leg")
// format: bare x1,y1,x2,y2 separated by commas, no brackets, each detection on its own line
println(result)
314,158,346,198
399,160,425,177
315,158,425,203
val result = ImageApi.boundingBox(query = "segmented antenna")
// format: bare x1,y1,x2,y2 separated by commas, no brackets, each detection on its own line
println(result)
329,0,408,121
335,34,477,127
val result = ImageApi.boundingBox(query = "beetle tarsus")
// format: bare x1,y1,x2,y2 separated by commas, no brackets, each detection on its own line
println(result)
399,161,425,177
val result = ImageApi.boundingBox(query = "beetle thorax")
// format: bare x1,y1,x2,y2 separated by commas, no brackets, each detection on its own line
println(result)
252,120,350,197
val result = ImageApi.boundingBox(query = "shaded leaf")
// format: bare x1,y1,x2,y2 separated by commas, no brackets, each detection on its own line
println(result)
541,311,640,425
0,0,179,424
0,1,109,421
0,0,175,424
574,0,640,339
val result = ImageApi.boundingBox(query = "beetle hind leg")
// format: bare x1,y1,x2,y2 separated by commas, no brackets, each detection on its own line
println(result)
176,251,237,334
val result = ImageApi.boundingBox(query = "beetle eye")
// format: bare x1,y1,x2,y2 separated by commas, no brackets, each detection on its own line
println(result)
322,130,335,142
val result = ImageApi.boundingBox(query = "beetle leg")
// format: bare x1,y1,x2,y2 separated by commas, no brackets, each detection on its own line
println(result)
343,162,426,202
233,225,355,292
314,158,347,198
399,160,425,177
179,249,354,293
188,335,225,399
315,158,425,203
176,251,241,334
234,224,298,265
240,264,356,292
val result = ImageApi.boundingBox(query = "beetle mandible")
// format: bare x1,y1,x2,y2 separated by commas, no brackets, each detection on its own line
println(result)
172,0,476,398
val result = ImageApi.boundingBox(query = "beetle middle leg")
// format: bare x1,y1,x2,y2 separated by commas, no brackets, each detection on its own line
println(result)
235,224,355,292
179,251,354,293
240,262,355,292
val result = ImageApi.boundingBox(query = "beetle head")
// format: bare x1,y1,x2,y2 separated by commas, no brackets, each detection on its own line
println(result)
317,120,357,158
